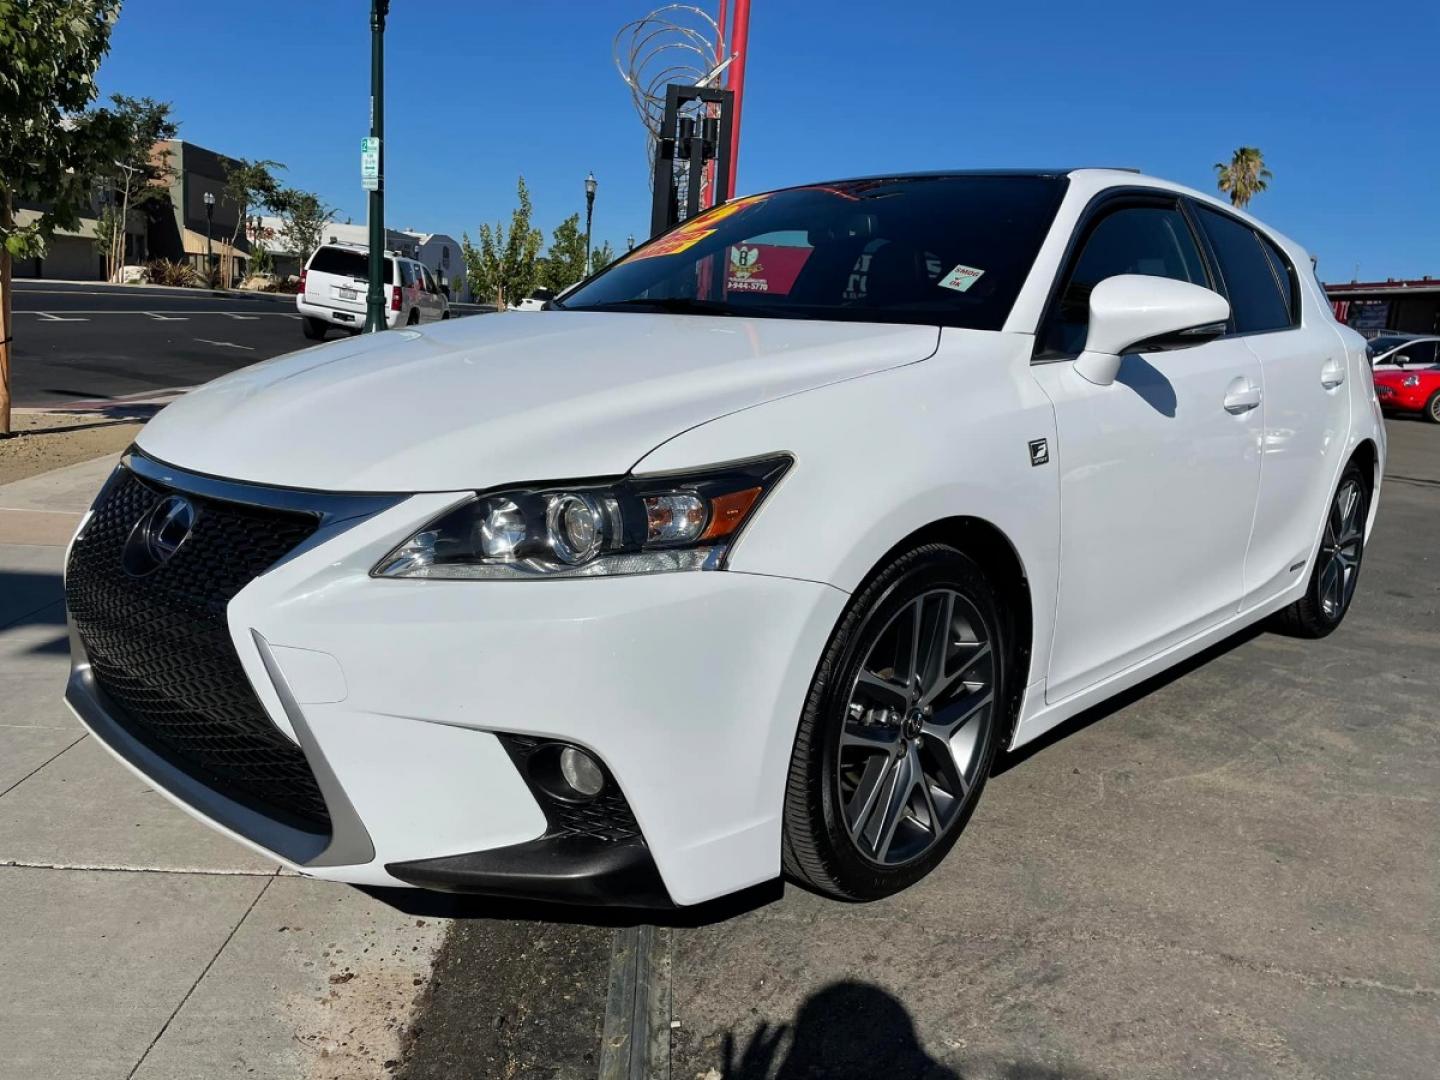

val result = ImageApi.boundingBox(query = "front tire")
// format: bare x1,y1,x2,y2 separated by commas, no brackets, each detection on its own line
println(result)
1274,462,1369,638
782,544,1007,901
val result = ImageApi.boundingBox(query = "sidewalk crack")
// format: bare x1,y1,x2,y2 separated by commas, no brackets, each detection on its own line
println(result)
0,733,86,800
126,874,276,1079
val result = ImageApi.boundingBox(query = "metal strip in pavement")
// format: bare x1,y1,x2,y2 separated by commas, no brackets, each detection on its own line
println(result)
34,312,88,322
599,924,672,1080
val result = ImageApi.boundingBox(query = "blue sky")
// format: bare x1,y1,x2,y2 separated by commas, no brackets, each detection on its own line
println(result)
100,0,1437,280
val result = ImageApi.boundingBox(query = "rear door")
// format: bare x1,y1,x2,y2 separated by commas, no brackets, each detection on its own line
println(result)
1188,204,1352,608
1030,194,1264,703
304,246,370,322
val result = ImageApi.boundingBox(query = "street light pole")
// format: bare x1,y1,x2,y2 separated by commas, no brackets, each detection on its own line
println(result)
584,171,597,277
626,234,635,252
364,0,389,333
203,191,215,283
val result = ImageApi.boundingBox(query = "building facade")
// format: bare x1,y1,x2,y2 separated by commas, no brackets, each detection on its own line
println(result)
1325,278,1440,338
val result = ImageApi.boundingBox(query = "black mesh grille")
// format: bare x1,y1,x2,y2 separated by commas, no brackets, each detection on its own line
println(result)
501,735,642,844
66,466,331,833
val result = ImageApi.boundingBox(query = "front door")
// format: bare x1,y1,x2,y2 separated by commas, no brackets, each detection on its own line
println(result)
1030,198,1264,703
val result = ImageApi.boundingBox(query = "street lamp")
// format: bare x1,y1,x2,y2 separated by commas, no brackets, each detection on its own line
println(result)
627,233,635,252
584,171,597,276
203,191,215,280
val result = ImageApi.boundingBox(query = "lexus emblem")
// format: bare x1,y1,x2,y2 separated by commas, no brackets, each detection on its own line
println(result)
123,495,197,575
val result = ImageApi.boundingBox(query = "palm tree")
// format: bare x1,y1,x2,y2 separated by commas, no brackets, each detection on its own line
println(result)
1214,147,1273,209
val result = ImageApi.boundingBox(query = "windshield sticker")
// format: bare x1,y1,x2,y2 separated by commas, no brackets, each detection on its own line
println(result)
629,228,716,261
938,264,985,292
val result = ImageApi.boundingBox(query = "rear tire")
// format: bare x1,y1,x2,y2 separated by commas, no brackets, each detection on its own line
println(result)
1425,391,1440,424
1273,462,1368,638
407,308,420,326
301,316,327,341
781,544,1007,901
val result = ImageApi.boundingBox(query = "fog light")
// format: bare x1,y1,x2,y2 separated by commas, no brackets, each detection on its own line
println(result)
559,746,605,797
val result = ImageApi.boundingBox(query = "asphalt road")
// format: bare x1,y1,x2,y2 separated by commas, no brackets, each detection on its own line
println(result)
401,417,1440,1080
7,280,494,409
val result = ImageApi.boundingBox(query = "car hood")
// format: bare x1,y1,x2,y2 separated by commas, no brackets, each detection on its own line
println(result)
136,312,939,491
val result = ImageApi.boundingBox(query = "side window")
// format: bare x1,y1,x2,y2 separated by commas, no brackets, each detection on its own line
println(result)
1044,204,1208,355
1395,341,1436,367
399,261,416,288
1257,233,1297,324
1194,208,1291,334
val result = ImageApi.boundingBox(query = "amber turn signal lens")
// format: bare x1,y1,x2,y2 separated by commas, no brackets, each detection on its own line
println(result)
699,486,762,541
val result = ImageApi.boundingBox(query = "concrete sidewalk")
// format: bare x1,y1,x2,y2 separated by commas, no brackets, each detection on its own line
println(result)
0,456,444,1080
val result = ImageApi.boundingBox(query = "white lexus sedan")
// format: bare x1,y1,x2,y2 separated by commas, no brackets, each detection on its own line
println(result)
63,170,1384,907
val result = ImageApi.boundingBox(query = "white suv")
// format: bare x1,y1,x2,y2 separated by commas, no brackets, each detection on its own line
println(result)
297,244,449,339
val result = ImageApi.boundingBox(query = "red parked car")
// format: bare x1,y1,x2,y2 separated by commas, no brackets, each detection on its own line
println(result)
1374,364,1440,423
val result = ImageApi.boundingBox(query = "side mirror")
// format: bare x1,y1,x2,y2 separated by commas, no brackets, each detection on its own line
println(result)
1073,274,1231,386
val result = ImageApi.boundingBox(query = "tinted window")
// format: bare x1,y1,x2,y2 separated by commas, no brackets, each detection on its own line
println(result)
309,246,367,279
1393,341,1438,366
1258,234,1296,321
1368,335,1412,357
307,246,393,283
559,176,1068,331
399,261,415,287
1044,204,1208,355
1195,208,1291,334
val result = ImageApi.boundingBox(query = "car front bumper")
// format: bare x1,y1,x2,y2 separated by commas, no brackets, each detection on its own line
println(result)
63,453,847,906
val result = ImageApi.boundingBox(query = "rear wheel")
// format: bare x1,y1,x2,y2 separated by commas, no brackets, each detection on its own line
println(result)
1425,391,1440,424
782,544,1007,901
1274,462,1368,638
407,308,420,326
301,316,327,341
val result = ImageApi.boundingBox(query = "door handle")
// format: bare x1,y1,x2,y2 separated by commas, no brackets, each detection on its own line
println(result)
1320,358,1346,389
1223,376,1262,414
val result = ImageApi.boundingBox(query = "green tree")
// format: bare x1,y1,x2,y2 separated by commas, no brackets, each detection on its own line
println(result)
1214,147,1273,209
272,187,333,275
99,94,179,280
219,157,283,287
0,0,126,435
591,240,617,274
538,213,586,293
464,176,542,309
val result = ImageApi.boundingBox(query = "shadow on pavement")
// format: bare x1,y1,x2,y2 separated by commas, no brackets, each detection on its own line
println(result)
716,980,1098,1079
0,569,65,636
994,622,1266,777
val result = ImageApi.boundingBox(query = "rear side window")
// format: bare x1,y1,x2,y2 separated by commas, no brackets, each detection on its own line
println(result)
1257,234,1296,321
1044,204,1208,355
1194,208,1292,334
398,261,415,287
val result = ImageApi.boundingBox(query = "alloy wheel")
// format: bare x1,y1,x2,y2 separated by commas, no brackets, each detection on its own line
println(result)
838,588,995,866
1318,478,1365,620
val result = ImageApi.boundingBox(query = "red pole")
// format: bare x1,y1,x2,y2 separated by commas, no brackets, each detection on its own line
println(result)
726,0,751,197
703,0,728,209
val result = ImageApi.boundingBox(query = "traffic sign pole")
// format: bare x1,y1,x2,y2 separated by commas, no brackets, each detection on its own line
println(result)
364,0,388,333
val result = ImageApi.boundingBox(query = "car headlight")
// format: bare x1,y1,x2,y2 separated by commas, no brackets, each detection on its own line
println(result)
373,454,792,580
1402,374,1421,387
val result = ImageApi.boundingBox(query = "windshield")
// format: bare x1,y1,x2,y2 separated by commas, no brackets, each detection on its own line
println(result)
559,175,1067,330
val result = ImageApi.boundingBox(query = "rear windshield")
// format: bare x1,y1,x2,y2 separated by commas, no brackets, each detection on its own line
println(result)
308,246,394,284
558,175,1067,331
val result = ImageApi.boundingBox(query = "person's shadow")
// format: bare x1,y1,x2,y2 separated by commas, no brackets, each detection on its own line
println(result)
720,980,957,1079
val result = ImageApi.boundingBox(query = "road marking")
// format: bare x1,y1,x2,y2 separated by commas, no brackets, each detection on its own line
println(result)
223,312,260,320
193,338,255,351
144,311,187,321
33,311,89,322
15,309,296,316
